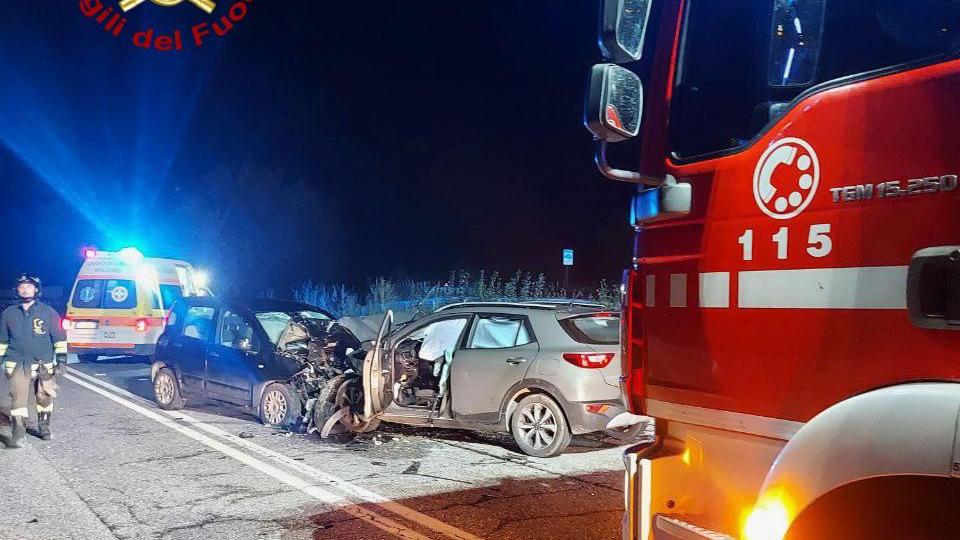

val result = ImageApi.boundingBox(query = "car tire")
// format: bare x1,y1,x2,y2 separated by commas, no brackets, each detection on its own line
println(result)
78,354,98,363
259,383,302,429
315,374,379,442
511,393,572,458
153,367,184,410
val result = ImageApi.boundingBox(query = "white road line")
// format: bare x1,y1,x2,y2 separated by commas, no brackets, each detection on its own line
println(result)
63,373,433,540
66,369,485,540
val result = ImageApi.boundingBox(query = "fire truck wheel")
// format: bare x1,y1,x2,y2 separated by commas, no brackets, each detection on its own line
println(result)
785,475,960,540
153,367,184,410
511,394,571,458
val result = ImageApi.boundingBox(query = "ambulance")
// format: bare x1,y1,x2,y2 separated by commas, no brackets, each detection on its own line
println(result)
64,248,203,361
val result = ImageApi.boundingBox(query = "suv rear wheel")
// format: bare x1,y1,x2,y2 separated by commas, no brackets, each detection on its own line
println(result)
511,394,572,458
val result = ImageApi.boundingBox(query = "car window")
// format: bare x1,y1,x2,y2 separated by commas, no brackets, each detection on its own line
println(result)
219,310,256,350
300,310,330,321
255,312,292,345
467,316,533,349
182,306,216,341
399,317,469,361
559,315,620,345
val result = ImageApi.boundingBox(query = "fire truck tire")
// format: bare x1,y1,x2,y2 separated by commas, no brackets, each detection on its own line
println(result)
511,394,571,458
153,367,184,410
78,354,98,363
785,475,960,540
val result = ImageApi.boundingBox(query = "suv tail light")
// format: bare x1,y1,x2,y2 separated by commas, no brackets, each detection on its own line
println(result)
134,318,149,332
563,352,615,369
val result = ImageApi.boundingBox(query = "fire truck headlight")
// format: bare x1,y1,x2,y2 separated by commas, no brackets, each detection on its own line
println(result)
742,490,793,540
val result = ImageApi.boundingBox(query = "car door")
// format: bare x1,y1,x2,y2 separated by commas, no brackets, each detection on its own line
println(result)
363,311,395,420
206,309,260,405
450,313,539,422
175,305,217,394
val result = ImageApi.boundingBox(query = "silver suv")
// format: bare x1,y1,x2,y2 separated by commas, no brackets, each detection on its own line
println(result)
316,302,625,457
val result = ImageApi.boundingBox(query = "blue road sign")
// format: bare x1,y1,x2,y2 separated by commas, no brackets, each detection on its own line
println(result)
562,249,574,266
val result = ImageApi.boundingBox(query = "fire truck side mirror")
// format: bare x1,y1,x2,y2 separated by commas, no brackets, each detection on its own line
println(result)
584,64,643,143
598,0,652,63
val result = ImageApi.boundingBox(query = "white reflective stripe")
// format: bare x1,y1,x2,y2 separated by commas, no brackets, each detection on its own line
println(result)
9,407,28,418
36,403,54,412
645,275,656,307
645,399,804,441
699,272,730,308
3,361,14,374
669,274,687,308
0,343,7,355
738,266,907,309
54,341,68,354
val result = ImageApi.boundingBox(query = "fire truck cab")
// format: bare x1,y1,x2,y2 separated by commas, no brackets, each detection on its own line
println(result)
584,1,960,539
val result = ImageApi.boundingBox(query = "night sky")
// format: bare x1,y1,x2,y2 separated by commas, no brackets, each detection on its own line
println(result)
0,1,634,296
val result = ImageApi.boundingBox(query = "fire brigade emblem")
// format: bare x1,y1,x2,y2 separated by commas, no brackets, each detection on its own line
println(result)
33,319,46,336
119,0,216,14
753,137,820,220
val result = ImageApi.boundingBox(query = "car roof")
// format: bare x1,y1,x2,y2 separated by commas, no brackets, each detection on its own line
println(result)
172,296,331,317
241,298,326,314
434,301,607,313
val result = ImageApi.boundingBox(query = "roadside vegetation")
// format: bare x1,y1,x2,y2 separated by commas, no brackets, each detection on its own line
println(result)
284,270,620,317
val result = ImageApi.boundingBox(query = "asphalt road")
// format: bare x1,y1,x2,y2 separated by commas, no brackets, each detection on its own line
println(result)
0,356,629,540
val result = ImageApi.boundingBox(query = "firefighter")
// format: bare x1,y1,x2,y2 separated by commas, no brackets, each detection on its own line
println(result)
0,275,67,448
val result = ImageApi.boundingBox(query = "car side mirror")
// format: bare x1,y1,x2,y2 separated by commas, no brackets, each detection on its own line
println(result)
599,0,653,63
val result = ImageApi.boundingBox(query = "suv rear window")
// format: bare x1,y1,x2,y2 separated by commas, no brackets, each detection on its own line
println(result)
72,279,138,310
559,315,620,345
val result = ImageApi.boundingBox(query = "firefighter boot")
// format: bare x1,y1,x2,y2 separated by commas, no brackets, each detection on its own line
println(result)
2,416,26,448
37,412,51,441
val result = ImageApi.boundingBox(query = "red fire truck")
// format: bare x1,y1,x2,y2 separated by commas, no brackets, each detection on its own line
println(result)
585,1,960,539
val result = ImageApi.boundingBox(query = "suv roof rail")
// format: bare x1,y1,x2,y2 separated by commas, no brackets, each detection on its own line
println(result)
435,300,605,312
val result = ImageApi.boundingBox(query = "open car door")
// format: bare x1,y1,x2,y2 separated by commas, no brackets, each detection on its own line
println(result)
362,310,393,420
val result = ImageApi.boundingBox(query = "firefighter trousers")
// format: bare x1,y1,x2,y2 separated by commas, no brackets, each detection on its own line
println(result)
4,361,57,419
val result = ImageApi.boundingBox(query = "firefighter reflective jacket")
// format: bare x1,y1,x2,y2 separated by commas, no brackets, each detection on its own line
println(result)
0,301,67,365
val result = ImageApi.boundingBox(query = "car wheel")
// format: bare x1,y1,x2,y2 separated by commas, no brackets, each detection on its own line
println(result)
153,368,184,410
511,394,572,458
315,374,379,442
259,383,302,429
78,354,98,363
